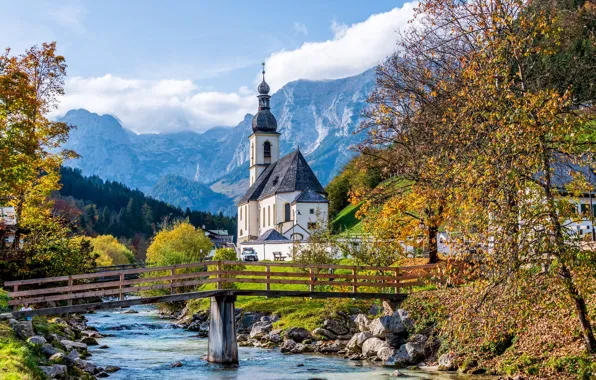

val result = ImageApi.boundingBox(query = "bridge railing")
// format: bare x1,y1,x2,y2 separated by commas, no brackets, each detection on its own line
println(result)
5,261,442,310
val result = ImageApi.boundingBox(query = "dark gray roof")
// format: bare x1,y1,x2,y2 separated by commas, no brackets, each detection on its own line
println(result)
292,188,328,204
252,109,277,132
251,229,289,243
550,160,596,189
238,150,326,204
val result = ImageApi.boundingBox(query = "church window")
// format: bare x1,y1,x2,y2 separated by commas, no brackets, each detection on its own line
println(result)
264,141,271,164
262,208,265,227
284,203,291,222
244,206,247,230
240,229,243,236
291,233,304,240
308,222,318,230
268,205,271,226
240,208,242,220
309,208,315,215
273,204,276,224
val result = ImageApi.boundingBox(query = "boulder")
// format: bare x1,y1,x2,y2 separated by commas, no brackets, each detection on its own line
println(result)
79,337,98,346
105,365,121,373
384,341,426,367
312,327,336,339
170,361,183,367
27,335,47,347
385,333,407,348
8,319,34,339
260,315,279,323
395,309,414,330
49,353,66,364
97,372,110,378
81,330,103,338
280,338,297,353
285,327,311,343
39,365,68,379
369,316,406,338
66,349,80,362
236,334,248,342
438,352,457,371
291,343,307,353
377,347,396,361
73,358,99,374
41,343,59,357
249,321,272,339
323,319,349,336
121,309,138,314
60,340,87,352
346,331,372,352
353,314,370,332
361,337,390,357
391,370,405,377
236,312,262,332
319,341,343,353
267,333,282,343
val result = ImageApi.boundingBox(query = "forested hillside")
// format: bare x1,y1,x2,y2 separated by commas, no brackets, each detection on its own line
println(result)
55,167,236,244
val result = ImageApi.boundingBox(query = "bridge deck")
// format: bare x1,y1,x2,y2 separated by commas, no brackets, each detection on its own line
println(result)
5,260,441,317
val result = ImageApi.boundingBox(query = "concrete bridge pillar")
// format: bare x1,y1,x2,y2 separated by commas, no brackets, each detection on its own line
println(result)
207,295,238,365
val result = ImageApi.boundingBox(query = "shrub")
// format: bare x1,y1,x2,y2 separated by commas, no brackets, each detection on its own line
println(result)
89,235,135,266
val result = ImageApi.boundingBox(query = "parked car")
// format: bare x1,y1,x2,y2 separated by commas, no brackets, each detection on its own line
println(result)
241,248,259,262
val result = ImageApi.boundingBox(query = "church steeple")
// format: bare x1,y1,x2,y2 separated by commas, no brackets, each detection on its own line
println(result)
252,62,277,133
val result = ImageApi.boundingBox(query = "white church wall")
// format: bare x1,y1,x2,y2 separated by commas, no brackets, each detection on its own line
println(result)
248,201,259,238
257,196,277,236
294,203,328,235
240,242,296,261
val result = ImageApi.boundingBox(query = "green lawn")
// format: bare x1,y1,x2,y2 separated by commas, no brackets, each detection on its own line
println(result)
0,289,43,380
331,202,364,234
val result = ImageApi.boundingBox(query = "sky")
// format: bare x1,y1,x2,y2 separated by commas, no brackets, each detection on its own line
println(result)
1,0,415,133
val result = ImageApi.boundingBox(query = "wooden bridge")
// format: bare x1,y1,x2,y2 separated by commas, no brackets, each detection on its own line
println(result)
4,260,440,365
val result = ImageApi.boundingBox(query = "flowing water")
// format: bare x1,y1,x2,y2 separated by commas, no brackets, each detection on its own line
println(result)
86,305,476,380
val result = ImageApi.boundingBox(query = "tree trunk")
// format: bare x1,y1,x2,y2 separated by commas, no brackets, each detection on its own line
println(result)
427,224,439,264
542,149,596,353
559,263,596,353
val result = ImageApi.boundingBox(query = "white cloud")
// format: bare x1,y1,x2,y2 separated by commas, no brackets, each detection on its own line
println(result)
263,2,416,92
293,22,308,36
53,75,256,133
50,3,87,33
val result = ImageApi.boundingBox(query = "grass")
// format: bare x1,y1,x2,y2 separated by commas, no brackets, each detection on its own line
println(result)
332,202,364,234
0,289,43,380
0,288,9,313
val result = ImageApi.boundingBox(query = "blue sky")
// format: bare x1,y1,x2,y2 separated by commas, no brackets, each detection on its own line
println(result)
1,0,415,133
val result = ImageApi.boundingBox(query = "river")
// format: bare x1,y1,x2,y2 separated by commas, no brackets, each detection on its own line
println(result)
85,305,476,380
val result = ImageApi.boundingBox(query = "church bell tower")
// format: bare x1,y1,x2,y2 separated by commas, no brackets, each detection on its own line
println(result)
249,63,280,186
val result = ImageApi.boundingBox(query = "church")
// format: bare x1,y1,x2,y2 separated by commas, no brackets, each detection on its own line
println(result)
237,66,329,260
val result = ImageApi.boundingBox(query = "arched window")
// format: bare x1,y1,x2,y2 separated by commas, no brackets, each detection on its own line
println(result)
240,229,243,236
240,208,242,220
262,208,265,227
268,205,271,226
284,203,291,222
244,205,248,230
291,233,304,241
264,141,271,163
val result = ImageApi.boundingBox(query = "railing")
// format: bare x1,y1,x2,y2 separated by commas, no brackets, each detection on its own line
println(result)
5,261,442,310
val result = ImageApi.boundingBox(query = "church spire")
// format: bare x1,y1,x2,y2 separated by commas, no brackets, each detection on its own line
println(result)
252,61,277,133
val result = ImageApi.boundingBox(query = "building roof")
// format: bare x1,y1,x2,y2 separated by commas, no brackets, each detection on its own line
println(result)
550,160,596,189
242,229,290,244
252,65,277,133
238,149,326,205
292,188,329,204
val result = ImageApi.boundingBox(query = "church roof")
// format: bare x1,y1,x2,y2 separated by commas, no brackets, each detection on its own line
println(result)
292,188,328,204
253,229,289,242
238,150,326,205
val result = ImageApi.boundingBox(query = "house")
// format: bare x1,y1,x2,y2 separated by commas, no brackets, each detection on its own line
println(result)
0,206,18,247
237,65,329,260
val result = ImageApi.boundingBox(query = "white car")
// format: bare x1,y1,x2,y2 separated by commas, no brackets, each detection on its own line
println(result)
241,249,258,262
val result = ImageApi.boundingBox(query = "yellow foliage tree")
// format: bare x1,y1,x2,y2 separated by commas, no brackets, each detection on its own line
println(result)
146,222,212,266
90,235,135,267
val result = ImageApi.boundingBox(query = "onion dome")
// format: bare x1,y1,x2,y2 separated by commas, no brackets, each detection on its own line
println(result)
252,62,278,133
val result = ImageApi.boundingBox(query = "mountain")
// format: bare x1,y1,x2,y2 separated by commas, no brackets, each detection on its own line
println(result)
60,68,376,213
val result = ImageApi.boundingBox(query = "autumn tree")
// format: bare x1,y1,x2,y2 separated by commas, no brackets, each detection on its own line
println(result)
369,0,596,353
146,221,213,266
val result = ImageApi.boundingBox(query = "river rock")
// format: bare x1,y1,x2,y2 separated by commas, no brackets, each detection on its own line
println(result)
81,330,103,338
236,312,262,332
105,365,121,373
361,337,390,357
391,370,405,377
79,336,99,346
353,314,370,332
395,309,414,330
280,338,297,353
260,315,279,323
121,309,138,314
170,361,183,367
346,331,372,352
312,327,336,339
369,315,406,338
61,339,87,352
385,333,407,348
438,352,457,371
66,349,80,362
27,335,47,347
249,321,272,339
42,343,59,357
323,319,349,336
8,319,34,339
74,358,99,374
39,364,68,378
285,327,311,343
384,341,426,367
49,352,66,364
236,334,248,342
377,347,396,361
319,341,343,353
267,333,282,343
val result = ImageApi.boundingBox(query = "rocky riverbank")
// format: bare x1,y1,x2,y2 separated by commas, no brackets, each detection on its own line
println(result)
6,314,120,379
175,302,459,377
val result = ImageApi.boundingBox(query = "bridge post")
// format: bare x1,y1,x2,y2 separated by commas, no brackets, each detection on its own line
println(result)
207,294,238,365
